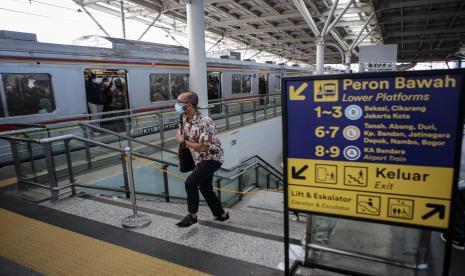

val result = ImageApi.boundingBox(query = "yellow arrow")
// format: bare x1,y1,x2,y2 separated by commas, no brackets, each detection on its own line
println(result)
289,82,308,101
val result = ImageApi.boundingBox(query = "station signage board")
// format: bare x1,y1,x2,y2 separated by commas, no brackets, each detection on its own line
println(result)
283,70,465,229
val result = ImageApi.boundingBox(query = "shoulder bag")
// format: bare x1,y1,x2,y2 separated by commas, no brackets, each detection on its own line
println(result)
178,115,195,173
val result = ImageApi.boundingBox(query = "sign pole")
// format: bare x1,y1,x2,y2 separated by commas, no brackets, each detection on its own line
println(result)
282,77,291,276
442,82,465,275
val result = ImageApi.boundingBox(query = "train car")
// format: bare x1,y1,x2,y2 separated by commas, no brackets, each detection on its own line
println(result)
0,30,312,131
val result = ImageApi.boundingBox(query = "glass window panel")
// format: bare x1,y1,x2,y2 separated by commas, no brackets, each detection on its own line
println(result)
241,75,252,93
170,74,189,99
231,74,241,94
275,75,281,91
1,73,55,117
149,74,170,102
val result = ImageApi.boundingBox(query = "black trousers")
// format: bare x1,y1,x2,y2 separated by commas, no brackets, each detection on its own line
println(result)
185,160,224,217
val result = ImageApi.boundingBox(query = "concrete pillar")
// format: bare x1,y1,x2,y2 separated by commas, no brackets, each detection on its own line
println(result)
315,38,324,75
345,52,352,73
186,0,208,115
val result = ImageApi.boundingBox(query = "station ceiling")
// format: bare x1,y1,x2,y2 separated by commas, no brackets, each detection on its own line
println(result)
76,0,465,65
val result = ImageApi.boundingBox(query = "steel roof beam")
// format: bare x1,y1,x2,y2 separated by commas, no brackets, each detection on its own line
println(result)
227,24,309,35
325,0,355,33
293,0,320,37
77,3,111,37
164,0,230,11
80,0,103,5
344,34,381,40
381,11,465,23
321,0,339,37
227,18,379,35
349,13,375,50
206,13,301,27
207,0,310,60
385,27,465,38
206,5,373,28
384,0,462,9
385,36,465,44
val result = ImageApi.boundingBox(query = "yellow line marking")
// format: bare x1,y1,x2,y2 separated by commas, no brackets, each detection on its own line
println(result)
0,177,17,188
0,209,209,276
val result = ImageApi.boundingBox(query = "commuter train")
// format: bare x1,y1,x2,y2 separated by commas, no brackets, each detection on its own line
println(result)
0,30,312,132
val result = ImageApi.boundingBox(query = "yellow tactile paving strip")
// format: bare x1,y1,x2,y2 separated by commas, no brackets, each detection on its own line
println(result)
0,177,17,188
0,209,209,276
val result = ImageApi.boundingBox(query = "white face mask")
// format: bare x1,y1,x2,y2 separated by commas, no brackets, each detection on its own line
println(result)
175,102,186,114
27,79,36,88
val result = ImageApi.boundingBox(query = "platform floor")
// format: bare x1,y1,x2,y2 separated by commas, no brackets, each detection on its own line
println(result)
1,181,465,276
0,185,285,276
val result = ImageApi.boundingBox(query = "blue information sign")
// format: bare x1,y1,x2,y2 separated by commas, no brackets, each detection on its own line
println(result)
286,75,463,167
283,70,465,230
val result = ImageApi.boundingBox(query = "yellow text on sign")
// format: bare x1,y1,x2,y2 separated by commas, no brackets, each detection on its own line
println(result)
289,82,308,101
288,185,450,229
288,158,453,200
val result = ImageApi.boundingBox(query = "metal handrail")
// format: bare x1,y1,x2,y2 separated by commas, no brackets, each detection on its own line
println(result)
1,93,284,203
1,131,281,182
2,132,283,213
79,122,177,155
253,155,283,178
132,151,177,167
224,155,283,178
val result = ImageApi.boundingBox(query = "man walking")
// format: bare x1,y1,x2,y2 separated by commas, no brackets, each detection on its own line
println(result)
175,91,229,227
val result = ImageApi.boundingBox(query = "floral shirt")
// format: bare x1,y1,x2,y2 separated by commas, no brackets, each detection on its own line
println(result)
181,111,224,165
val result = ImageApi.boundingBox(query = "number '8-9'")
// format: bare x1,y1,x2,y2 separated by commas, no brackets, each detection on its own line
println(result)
314,146,340,157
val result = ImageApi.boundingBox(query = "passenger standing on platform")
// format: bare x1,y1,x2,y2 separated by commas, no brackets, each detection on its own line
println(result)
175,91,229,228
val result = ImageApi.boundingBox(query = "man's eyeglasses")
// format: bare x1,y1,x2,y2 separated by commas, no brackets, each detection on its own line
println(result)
176,100,189,104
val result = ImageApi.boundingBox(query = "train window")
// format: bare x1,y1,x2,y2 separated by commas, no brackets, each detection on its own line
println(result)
275,75,281,91
241,75,252,93
231,74,241,94
170,74,189,99
150,74,189,102
150,74,170,102
232,74,252,94
1,73,55,117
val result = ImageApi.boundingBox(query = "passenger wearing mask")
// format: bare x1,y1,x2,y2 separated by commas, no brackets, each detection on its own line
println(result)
85,73,104,117
101,78,126,132
5,83,23,116
21,76,40,114
175,91,229,227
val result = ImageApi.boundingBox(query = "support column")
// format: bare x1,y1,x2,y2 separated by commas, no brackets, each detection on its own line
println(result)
345,52,352,73
315,38,325,75
186,0,208,115
120,1,126,39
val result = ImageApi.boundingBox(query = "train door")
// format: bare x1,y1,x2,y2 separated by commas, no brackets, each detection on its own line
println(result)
207,72,222,114
83,69,129,132
258,73,269,105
